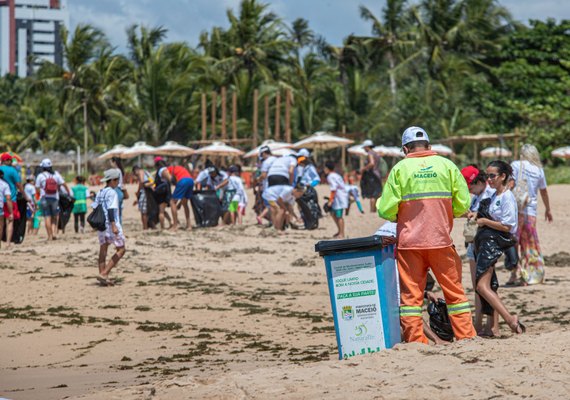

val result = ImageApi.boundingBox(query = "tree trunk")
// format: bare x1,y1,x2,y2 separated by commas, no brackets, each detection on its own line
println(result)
274,90,281,141
231,91,237,143
264,96,270,140
211,91,217,139
201,93,207,141
253,89,259,147
387,50,397,101
221,86,227,141
285,89,291,143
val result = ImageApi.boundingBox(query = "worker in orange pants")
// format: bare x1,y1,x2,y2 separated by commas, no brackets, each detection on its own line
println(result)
377,126,476,343
397,247,476,343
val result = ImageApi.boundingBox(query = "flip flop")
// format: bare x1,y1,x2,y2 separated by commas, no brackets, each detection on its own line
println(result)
96,276,115,287
515,321,526,334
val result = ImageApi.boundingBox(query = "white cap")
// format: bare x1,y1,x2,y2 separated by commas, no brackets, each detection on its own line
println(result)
362,139,374,148
298,148,310,157
40,158,52,168
401,126,429,146
101,168,121,182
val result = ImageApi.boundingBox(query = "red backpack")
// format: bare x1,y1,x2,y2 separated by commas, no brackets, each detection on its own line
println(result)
44,173,58,195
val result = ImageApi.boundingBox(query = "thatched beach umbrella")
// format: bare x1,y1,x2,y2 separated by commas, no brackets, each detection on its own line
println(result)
480,146,512,158
551,146,570,159
120,142,157,159
243,140,292,159
431,144,454,156
154,141,195,157
195,141,244,157
98,144,128,160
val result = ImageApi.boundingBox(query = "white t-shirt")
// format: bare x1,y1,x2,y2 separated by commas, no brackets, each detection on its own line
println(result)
24,183,36,202
327,172,348,210
204,170,228,190
268,156,297,179
260,156,277,190
36,171,65,199
196,170,209,186
296,164,320,186
93,187,123,236
511,160,547,217
470,185,495,212
0,180,10,209
488,190,518,235
228,175,246,203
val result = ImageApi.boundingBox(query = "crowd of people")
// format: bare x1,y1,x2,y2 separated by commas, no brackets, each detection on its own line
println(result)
0,134,555,327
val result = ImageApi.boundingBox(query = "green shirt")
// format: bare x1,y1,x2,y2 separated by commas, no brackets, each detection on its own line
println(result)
72,184,88,214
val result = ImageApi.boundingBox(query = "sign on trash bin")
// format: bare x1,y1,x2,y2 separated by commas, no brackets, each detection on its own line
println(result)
315,236,400,359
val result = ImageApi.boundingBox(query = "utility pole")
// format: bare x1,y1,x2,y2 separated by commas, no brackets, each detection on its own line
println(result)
211,91,217,139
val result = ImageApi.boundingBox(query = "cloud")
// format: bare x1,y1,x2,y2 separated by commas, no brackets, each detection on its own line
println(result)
69,0,570,55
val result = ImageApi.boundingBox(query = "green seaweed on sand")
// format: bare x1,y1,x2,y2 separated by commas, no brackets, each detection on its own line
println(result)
135,306,151,311
137,321,182,332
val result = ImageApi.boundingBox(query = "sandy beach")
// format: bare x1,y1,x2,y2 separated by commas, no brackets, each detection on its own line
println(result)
1,183,569,400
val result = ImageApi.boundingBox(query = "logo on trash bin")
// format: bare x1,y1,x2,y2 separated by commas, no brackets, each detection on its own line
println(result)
341,306,354,321
355,324,368,337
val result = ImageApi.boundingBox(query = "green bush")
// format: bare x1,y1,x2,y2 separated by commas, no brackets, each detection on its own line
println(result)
544,165,570,185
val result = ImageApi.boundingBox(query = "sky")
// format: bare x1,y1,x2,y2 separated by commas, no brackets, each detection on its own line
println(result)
68,0,570,54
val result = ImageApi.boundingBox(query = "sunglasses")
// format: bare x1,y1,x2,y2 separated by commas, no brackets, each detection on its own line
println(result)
487,173,498,180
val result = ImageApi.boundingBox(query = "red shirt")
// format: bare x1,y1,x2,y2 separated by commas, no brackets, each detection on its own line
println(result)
167,166,192,181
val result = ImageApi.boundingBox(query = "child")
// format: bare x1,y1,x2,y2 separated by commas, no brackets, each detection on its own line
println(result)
24,176,37,234
324,161,349,239
0,171,13,249
227,165,247,225
72,176,89,233
92,169,126,286
346,175,364,215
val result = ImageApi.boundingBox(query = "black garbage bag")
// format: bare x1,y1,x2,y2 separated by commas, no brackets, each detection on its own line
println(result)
297,186,321,230
2,196,28,244
360,169,382,198
428,299,454,342
146,188,159,229
58,193,75,231
87,203,106,231
191,190,222,227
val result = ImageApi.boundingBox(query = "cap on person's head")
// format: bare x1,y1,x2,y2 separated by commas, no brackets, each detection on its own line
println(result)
1,153,13,162
362,139,374,148
207,166,217,174
101,168,121,182
228,165,239,173
259,145,271,155
39,158,52,168
154,156,163,164
298,148,310,158
401,126,430,146
461,166,480,187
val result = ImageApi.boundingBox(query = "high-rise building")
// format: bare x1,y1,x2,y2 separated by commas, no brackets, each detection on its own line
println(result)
0,0,69,77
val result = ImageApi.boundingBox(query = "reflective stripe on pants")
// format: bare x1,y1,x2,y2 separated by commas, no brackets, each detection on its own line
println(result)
397,246,476,344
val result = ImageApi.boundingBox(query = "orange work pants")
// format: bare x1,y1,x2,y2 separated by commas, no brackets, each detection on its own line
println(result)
397,246,476,344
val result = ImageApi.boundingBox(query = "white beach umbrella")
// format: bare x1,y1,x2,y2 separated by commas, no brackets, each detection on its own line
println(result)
195,141,244,157
382,146,405,158
120,141,157,159
551,146,570,159
243,140,292,158
292,131,354,150
373,145,392,156
480,146,512,158
154,141,195,157
98,144,128,160
430,144,454,156
347,144,367,157
273,147,297,157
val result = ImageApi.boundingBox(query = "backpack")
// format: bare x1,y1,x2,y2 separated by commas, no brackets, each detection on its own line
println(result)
44,173,58,195
512,162,530,210
87,189,108,232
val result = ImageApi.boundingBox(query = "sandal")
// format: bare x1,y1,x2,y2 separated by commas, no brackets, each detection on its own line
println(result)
511,319,526,334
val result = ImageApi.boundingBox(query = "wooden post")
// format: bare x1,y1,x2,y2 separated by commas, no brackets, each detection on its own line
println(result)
253,89,259,147
274,90,281,141
221,86,227,141
211,91,217,139
341,125,347,172
201,93,207,141
285,89,291,143
513,128,520,160
232,91,237,142
264,95,270,140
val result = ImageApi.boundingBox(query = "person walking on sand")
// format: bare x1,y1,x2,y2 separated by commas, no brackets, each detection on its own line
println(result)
509,144,553,285
0,170,13,250
92,169,126,286
132,165,154,230
35,159,69,241
0,153,23,246
377,126,476,344
324,161,349,239
110,157,128,223
473,160,526,335
360,140,383,212
72,176,89,234
226,165,247,225
154,157,177,231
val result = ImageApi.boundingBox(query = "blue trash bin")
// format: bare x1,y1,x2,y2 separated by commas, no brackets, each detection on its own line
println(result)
315,235,401,359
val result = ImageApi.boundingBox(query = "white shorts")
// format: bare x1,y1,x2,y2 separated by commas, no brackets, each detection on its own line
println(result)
262,185,293,204
98,231,126,248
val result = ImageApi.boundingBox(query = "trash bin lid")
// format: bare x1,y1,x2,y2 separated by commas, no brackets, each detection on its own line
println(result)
315,235,383,256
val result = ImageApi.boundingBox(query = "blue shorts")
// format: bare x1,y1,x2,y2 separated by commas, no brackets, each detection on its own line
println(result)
466,243,475,261
40,197,60,217
172,178,194,200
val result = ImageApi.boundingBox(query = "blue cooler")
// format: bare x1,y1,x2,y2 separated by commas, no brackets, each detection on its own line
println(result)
315,236,401,359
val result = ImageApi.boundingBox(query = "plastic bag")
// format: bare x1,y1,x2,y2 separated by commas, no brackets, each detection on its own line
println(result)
87,204,107,231
427,299,454,342
191,190,222,227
